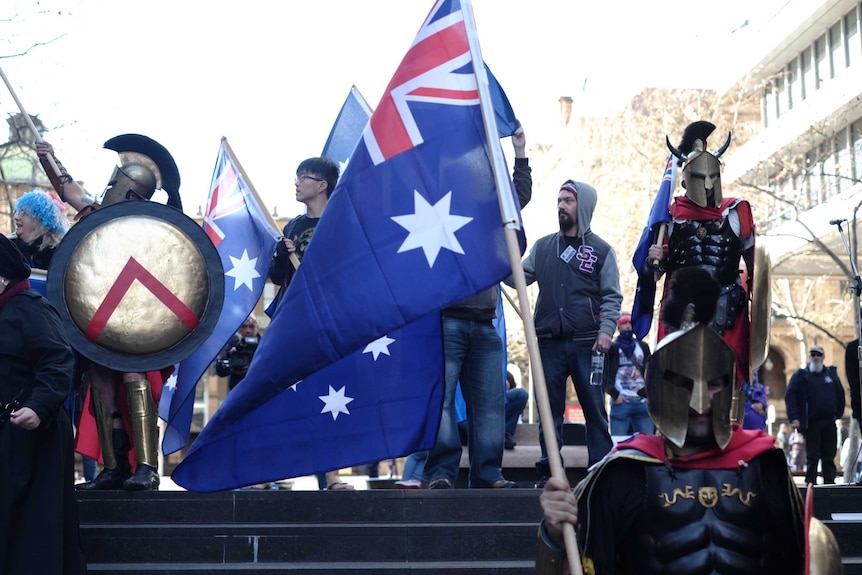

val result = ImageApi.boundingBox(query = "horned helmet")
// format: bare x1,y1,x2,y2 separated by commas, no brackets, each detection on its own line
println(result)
645,267,736,449
101,134,181,210
666,121,731,208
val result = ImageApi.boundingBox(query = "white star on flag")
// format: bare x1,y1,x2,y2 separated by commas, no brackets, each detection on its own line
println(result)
224,249,260,291
363,335,395,360
391,191,473,267
319,386,354,421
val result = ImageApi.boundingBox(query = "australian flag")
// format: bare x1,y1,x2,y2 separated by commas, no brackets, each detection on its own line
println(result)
630,153,677,339
159,139,281,456
172,0,522,491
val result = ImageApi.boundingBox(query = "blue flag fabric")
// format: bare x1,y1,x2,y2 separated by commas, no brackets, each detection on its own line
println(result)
485,64,518,138
159,140,280,455
173,313,445,491
321,85,373,170
172,0,522,490
630,154,677,339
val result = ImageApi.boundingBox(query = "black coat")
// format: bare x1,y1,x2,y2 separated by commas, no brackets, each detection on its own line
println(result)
0,287,85,574
785,363,845,431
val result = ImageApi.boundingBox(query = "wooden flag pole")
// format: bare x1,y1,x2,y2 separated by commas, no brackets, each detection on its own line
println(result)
0,65,62,178
221,137,300,270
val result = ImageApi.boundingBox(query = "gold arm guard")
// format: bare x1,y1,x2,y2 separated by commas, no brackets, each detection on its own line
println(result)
809,517,842,575
124,379,159,469
536,525,565,575
749,244,772,370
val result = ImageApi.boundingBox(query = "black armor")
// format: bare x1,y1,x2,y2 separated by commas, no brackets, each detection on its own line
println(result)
573,449,804,575
666,219,746,335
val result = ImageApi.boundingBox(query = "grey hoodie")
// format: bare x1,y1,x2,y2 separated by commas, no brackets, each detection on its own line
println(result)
516,180,622,339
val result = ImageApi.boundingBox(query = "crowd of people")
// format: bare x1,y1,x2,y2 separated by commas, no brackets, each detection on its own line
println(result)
3,114,857,575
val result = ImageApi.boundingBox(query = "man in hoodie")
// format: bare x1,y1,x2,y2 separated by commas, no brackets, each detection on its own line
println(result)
514,180,622,486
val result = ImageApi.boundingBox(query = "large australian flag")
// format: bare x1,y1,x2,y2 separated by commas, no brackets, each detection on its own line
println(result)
172,0,522,491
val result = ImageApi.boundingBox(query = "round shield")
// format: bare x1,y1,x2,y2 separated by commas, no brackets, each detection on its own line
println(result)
749,243,772,370
48,202,224,371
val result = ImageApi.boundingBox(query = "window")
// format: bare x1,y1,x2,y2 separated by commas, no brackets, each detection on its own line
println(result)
777,74,790,117
846,7,860,67
837,128,853,194
801,48,813,99
815,34,829,89
787,60,800,110
805,151,821,206
763,82,777,128
830,21,844,74
821,141,837,200
852,120,862,182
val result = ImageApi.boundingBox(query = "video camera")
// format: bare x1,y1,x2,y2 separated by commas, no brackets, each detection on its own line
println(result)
216,333,260,372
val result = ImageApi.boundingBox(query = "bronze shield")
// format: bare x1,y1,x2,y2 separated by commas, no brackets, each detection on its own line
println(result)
48,202,224,371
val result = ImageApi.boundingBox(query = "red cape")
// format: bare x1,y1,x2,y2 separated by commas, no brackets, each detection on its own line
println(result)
615,424,777,469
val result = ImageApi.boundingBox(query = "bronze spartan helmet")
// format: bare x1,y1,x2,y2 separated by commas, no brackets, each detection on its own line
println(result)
666,121,731,209
102,134,182,210
645,267,736,450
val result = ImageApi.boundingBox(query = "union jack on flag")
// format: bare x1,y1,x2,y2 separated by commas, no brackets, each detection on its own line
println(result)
366,1,477,164
159,139,280,456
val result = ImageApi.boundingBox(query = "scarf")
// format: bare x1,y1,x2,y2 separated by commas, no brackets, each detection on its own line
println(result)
615,330,636,358
0,280,30,308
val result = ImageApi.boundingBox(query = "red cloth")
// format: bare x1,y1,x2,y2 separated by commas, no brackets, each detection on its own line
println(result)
75,367,172,470
617,424,777,469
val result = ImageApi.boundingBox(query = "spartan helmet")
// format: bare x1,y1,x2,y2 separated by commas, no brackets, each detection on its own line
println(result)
666,121,731,208
101,134,182,210
645,267,736,449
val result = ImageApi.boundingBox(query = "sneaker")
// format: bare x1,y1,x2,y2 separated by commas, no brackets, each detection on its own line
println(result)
395,479,422,489
534,476,550,489
491,479,518,488
504,433,517,450
428,478,453,490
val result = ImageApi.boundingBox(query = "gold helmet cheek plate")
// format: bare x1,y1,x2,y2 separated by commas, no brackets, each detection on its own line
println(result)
647,325,737,449
64,216,208,354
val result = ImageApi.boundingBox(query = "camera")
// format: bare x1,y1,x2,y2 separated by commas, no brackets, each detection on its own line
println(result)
216,334,260,373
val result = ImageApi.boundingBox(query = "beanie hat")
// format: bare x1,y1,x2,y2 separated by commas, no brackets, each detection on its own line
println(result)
0,235,31,282
617,313,632,327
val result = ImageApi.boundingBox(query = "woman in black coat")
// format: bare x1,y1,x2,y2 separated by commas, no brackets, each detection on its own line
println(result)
0,235,85,574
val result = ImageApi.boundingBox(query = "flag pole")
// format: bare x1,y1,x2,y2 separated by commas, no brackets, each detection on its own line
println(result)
462,3,582,573
0,66,63,179
221,137,300,270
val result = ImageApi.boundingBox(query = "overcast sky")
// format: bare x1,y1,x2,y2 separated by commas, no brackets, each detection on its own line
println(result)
1,0,786,218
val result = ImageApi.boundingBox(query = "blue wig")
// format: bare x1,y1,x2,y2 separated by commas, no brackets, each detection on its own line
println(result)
15,190,70,235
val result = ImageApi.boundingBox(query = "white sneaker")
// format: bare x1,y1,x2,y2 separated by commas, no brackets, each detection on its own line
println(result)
394,479,422,489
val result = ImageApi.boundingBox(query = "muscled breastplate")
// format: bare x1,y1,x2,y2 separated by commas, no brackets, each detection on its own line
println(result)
631,464,772,575
666,219,744,287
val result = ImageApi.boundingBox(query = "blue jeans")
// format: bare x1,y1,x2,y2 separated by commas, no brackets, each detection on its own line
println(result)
537,337,612,467
402,451,427,482
609,398,654,436
425,317,506,488
506,387,529,437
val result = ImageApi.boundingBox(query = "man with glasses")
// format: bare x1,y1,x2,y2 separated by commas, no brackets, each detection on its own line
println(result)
268,157,340,309
785,345,846,485
267,156,352,491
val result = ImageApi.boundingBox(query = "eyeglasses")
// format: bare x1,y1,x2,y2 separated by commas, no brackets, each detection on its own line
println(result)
810,352,823,357
295,174,324,185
